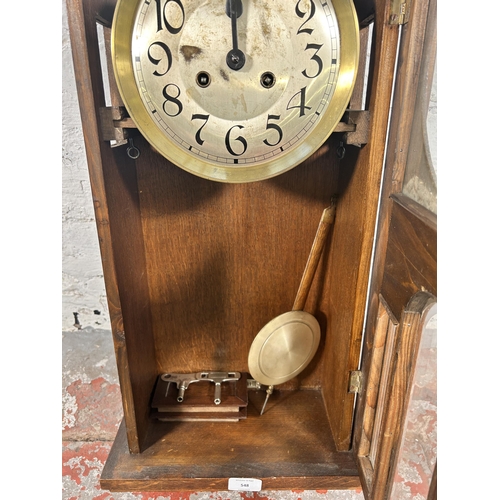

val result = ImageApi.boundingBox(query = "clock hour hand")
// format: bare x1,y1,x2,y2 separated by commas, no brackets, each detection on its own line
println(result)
225,0,245,71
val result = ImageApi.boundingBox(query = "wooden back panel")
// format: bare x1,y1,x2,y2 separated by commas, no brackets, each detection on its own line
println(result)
135,135,339,385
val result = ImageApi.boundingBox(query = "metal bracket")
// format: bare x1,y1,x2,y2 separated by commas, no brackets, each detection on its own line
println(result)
348,370,363,394
99,106,137,146
340,110,370,147
246,378,262,390
389,0,412,25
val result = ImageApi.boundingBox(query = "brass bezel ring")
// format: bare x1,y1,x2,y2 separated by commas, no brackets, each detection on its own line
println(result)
111,0,359,183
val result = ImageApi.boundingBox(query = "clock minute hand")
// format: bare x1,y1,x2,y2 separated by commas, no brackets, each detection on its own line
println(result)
225,0,245,71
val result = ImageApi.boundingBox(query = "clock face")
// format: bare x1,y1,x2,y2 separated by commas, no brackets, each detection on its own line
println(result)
112,0,359,182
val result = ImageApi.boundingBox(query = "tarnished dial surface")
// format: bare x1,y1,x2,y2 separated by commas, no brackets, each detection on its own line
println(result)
112,0,359,182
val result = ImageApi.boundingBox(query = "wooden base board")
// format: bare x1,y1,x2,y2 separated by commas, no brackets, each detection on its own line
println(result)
101,389,361,491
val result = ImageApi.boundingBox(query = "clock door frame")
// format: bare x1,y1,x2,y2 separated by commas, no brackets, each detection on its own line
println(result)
352,0,437,497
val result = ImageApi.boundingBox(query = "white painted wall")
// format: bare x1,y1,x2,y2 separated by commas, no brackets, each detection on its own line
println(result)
62,1,110,331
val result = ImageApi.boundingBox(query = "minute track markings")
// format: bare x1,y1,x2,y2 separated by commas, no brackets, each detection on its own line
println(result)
136,43,337,164
138,86,337,166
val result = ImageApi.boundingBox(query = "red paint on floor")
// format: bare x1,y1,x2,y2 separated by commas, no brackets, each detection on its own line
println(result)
63,376,122,440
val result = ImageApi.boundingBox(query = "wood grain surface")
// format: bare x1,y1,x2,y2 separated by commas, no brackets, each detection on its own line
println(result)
353,0,437,494
371,293,435,500
135,135,338,382
381,194,437,314
357,296,398,457
320,0,401,451
101,389,361,491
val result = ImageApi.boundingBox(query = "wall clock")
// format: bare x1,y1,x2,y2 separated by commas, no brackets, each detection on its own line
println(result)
112,0,359,182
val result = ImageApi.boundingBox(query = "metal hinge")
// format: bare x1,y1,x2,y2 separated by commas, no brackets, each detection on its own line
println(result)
348,371,363,394
389,0,411,25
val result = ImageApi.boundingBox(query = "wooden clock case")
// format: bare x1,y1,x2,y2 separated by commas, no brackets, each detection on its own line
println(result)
66,0,436,496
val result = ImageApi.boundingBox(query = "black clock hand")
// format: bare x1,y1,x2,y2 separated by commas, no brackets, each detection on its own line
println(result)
225,0,245,71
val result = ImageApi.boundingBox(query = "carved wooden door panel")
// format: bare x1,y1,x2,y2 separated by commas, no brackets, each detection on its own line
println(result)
352,0,437,497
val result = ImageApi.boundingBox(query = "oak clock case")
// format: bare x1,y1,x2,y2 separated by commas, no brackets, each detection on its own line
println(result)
111,0,359,182
68,0,437,491
65,0,417,492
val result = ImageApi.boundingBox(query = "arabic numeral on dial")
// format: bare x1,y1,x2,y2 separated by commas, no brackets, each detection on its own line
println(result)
162,83,183,117
191,114,210,146
295,0,316,35
286,87,311,117
225,125,248,156
148,41,172,76
263,115,283,147
302,43,323,79
155,0,185,34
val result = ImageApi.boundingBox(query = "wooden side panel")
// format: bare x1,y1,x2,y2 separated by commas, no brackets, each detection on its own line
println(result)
321,0,400,451
66,0,157,453
381,194,437,314
355,292,435,500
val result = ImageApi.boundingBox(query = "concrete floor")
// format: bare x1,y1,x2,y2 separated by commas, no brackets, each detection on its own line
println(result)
62,327,366,500
62,320,437,500
62,323,436,499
